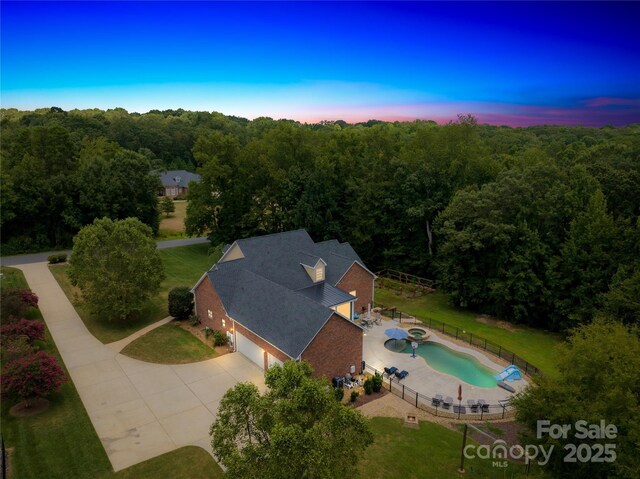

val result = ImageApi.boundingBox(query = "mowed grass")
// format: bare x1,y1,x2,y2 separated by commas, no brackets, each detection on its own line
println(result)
359,417,539,479
113,446,222,479
1,266,30,289
1,267,223,479
158,200,188,239
121,322,216,364
375,287,561,377
49,243,220,344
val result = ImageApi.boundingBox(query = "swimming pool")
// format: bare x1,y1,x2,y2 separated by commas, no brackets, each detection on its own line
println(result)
395,340,498,387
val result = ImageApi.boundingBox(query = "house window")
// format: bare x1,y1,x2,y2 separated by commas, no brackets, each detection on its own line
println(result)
222,318,226,328
207,309,213,319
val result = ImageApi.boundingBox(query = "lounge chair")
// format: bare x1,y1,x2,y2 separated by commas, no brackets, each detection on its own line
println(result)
384,366,398,377
432,394,443,406
394,370,409,380
453,405,466,414
443,396,453,409
477,399,489,412
467,399,479,413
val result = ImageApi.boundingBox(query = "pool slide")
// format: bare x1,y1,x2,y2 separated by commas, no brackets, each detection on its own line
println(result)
494,364,523,382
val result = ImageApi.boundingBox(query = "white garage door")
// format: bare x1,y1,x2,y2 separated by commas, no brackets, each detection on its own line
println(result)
236,332,264,369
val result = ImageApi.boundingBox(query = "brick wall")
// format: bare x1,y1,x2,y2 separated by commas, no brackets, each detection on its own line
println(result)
337,262,375,315
234,322,290,369
301,313,363,379
194,277,228,332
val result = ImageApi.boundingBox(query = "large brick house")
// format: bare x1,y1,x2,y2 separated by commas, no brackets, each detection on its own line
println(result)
192,230,375,379
157,170,201,197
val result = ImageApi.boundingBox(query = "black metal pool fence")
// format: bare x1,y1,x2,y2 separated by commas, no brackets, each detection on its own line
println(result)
363,364,513,420
375,302,542,378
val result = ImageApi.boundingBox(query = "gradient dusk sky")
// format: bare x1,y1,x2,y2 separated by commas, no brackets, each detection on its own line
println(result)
2,1,639,126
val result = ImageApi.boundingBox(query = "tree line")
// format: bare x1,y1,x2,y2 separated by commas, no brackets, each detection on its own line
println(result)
1,107,638,332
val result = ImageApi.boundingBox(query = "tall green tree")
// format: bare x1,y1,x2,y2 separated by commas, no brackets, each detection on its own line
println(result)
512,319,640,479
68,217,165,321
548,190,618,329
76,149,161,233
210,361,373,479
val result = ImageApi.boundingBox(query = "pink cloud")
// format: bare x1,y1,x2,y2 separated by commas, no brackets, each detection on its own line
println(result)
290,99,640,127
582,97,640,108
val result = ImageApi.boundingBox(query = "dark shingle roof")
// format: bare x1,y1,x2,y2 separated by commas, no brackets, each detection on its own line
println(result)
208,264,333,358
296,282,355,307
157,170,201,188
203,230,370,358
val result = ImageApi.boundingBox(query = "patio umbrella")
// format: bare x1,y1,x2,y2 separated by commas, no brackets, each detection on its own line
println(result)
385,328,409,340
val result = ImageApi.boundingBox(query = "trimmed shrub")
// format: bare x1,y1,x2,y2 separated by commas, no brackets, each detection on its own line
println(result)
2,351,67,406
168,287,194,320
3,337,35,362
372,372,383,393
211,329,228,347
334,387,345,401
350,390,359,402
363,378,374,395
1,318,45,342
47,254,68,264
0,288,39,320
190,314,201,326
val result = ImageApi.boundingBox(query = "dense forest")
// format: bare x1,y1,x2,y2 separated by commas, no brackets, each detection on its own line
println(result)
1,107,638,332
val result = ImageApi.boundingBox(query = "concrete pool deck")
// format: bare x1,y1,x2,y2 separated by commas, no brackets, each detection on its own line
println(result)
363,318,528,406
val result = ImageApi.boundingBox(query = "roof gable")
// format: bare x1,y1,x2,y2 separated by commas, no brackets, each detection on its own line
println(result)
200,230,369,358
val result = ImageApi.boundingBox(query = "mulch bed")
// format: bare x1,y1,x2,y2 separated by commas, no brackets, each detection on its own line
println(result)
349,388,388,408
176,320,232,356
9,397,49,417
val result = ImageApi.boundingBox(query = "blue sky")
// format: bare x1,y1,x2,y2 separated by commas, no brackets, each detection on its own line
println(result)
2,1,639,126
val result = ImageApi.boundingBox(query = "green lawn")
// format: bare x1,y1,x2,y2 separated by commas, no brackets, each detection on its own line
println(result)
359,417,539,479
375,288,561,377
113,447,222,479
1,266,30,289
0,267,223,479
49,243,220,344
121,322,217,364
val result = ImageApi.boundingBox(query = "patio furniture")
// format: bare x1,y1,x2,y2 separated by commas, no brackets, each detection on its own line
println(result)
384,366,398,377
432,394,443,406
443,396,453,409
394,370,409,380
453,405,466,414
477,399,489,412
467,399,479,413
343,378,354,389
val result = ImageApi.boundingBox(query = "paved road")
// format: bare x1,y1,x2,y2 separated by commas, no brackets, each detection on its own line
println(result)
15,261,264,472
0,236,209,267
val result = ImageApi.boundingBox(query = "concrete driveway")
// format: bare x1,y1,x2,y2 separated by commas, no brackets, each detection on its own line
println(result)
17,262,265,472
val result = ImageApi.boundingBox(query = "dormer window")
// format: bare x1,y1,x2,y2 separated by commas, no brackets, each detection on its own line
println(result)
302,258,326,283
315,263,325,282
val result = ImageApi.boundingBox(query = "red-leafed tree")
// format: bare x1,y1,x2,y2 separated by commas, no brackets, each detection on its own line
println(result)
1,351,67,406
0,288,39,320
1,318,45,342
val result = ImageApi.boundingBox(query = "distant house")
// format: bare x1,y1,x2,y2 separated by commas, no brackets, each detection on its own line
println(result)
157,170,201,197
192,230,375,379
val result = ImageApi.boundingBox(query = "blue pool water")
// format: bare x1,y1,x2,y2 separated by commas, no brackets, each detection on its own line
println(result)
403,341,497,387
